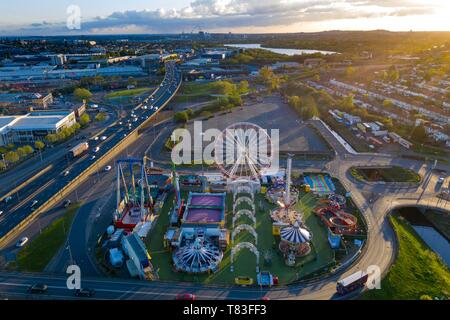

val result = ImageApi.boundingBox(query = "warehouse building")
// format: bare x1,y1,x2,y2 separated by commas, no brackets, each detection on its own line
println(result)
0,110,76,146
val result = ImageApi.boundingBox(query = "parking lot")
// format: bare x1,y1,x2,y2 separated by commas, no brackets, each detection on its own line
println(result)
186,94,330,153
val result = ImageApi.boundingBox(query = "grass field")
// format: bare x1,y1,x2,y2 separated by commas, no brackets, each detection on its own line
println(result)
105,88,152,99
350,166,421,183
362,215,450,300
16,203,81,272
146,191,335,285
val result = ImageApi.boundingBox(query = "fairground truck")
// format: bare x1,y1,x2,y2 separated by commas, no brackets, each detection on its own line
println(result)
336,271,369,296
69,142,89,159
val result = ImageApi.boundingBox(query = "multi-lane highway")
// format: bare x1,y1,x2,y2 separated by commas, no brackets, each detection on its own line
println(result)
0,60,181,241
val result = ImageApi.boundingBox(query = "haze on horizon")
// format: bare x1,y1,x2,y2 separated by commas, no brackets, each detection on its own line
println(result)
0,0,449,36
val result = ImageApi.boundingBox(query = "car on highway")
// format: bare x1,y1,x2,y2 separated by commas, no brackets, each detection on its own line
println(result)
62,170,70,177
28,283,48,294
16,237,29,248
0,211,3,217
30,200,39,209
3,196,12,204
105,165,112,172
175,293,196,300
94,147,100,153
74,288,95,297
90,155,96,161
62,200,71,208
92,136,99,141
101,136,107,141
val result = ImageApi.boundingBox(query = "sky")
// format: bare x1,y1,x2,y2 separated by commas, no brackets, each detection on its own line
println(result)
0,0,450,36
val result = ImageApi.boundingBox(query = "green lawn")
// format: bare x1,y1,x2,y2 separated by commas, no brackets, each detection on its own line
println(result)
105,88,152,99
16,203,81,272
146,191,335,285
350,166,421,183
363,215,450,300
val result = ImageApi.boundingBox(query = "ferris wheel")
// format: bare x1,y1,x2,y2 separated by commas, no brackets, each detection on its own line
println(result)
214,122,274,180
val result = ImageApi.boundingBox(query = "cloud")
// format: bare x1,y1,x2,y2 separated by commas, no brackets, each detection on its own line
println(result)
8,0,443,35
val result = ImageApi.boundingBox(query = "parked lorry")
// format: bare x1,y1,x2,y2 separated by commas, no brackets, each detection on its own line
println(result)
336,271,368,295
69,142,89,158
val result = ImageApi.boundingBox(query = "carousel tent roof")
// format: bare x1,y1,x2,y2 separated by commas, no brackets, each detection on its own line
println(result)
280,221,312,244
173,238,223,274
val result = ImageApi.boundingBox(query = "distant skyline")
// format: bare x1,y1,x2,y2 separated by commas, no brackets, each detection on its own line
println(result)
1,0,450,36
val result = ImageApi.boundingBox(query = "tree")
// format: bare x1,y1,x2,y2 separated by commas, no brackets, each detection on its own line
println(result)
411,125,428,143
73,88,93,102
269,76,283,92
302,96,320,120
237,80,249,95
23,145,34,155
45,134,58,144
383,99,394,108
389,69,400,82
339,95,355,112
35,141,45,151
288,96,302,109
345,66,356,78
259,66,274,83
79,113,90,127
4,151,19,163
288,96,303,115
174,111,189,123
17,147,27,158
95,112,107,122
0,161,6,170
228,95,243,107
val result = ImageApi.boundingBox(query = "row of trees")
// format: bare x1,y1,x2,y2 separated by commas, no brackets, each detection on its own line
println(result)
259,66,285,92
45,123,81,144
0,141,46,169
287,95,320,120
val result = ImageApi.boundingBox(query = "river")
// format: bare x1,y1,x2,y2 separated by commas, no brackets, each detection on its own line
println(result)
225,43,337,56
397,207,450,268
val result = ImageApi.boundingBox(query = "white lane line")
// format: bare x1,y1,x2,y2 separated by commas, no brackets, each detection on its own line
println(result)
0,282,238,300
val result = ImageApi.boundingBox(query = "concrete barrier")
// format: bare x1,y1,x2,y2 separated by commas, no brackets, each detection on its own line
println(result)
0,68,182,248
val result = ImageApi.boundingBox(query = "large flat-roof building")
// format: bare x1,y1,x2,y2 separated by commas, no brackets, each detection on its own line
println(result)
0,110,76,146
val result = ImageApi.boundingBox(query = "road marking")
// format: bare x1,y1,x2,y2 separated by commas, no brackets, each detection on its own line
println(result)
0,164,53,203
9,178,56,213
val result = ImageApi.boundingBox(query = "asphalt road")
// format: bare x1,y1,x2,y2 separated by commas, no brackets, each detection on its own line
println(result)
0,61,181,241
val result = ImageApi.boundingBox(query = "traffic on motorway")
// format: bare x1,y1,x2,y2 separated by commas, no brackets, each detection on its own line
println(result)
0,61,181,240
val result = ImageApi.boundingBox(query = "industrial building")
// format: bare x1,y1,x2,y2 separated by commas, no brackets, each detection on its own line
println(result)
0,65,146,81
0,110,76,145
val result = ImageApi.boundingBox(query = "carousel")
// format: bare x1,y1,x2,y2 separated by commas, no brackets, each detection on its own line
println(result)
271,205,303,224
267,187,299,206
279,220,313,266
173,238,223,274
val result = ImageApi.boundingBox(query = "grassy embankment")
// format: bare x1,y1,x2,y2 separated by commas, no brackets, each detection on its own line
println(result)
16,203,81,272
350,166,421,183
363,215,450,300
105,87,153,99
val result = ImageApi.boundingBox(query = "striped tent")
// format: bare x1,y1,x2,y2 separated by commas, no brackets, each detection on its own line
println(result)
173,238,223,274
280,221,312,244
